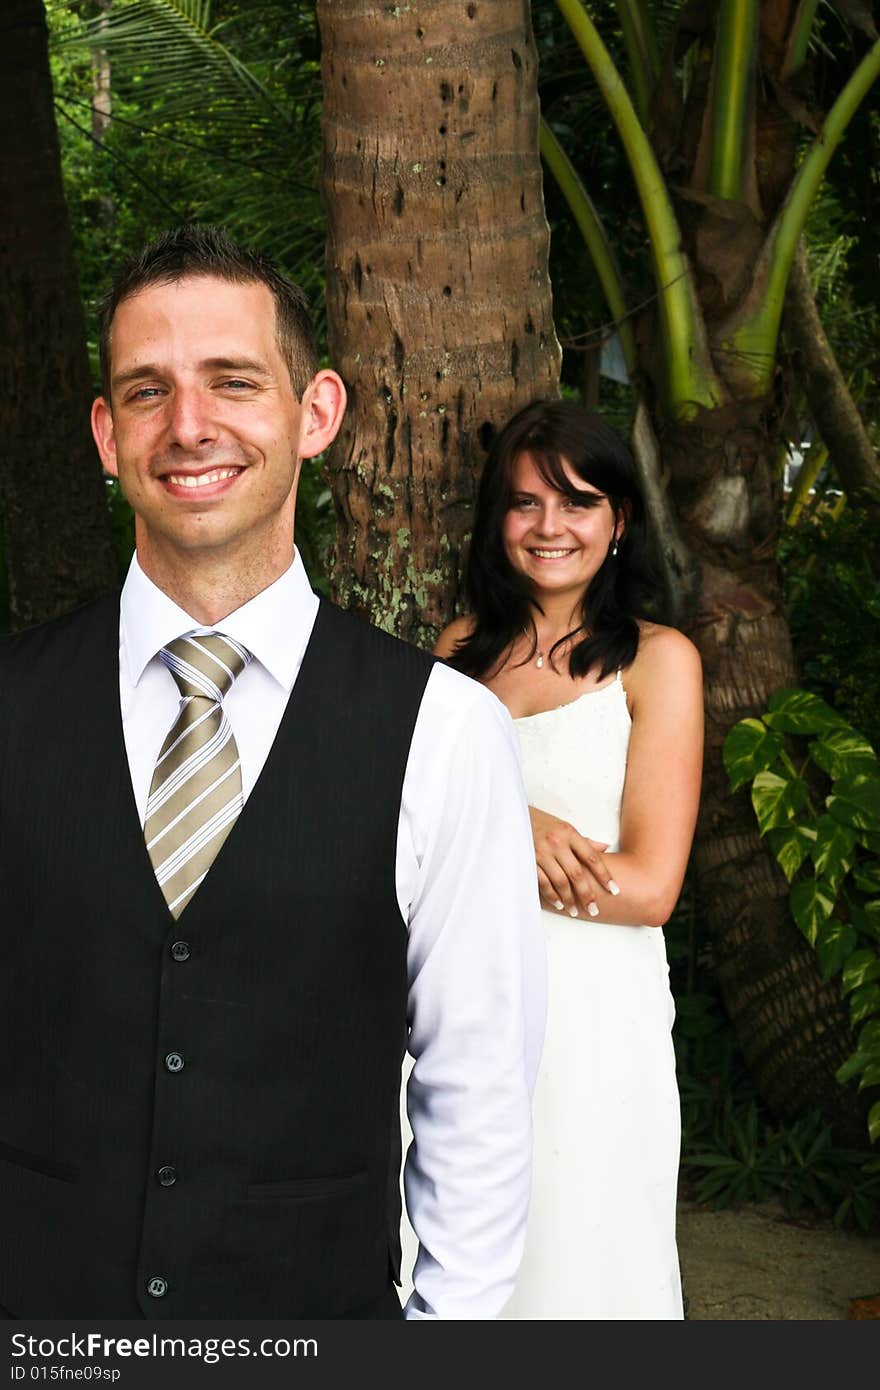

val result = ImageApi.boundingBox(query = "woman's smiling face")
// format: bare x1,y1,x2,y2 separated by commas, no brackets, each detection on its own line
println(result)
502,451,620,601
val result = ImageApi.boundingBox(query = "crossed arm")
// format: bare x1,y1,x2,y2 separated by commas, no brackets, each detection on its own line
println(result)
532,630,703,926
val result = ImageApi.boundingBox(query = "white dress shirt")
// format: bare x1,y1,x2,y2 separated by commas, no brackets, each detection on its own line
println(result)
118,552,546,1319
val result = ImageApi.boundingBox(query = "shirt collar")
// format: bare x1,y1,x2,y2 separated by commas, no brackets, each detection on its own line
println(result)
120,551,319,694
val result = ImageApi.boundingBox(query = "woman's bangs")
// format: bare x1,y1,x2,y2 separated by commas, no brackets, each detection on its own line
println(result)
530,447,613,503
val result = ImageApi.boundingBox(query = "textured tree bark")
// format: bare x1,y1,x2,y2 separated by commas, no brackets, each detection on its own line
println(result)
0,0,117,630
319,0,560,644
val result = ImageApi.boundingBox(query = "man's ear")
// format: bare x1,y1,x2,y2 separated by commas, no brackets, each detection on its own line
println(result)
298,370,347,460
91,396,119,478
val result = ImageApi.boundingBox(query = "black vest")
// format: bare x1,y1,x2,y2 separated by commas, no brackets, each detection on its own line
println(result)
0,593,432,1317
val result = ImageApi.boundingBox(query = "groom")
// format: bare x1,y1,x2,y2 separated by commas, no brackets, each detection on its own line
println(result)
0,226,545,1320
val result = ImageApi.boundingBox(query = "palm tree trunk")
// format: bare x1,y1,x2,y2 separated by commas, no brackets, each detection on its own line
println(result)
0,0,117,630
318,0,560,644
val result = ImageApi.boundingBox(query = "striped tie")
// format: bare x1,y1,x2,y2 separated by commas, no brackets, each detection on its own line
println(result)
145,632,251,918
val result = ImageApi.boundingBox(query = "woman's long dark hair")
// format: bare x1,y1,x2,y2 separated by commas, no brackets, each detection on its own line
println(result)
450,400,656,681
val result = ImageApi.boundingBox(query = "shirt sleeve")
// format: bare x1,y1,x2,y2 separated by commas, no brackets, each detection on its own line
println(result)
396,664,546,1319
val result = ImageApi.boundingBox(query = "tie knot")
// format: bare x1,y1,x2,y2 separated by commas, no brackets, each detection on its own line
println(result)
161,632,251,702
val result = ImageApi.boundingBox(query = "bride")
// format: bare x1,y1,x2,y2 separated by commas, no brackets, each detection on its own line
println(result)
429,399,702,1318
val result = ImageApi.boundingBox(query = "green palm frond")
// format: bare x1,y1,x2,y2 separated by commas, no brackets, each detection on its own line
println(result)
58,0,299,128
50,0,325,290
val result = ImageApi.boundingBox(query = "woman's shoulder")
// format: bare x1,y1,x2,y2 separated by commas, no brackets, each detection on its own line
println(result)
433,614,476,659
626,621,702,689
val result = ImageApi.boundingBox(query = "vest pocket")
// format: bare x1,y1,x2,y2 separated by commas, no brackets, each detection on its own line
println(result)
0,1139,78,1183
246,1169,370,1202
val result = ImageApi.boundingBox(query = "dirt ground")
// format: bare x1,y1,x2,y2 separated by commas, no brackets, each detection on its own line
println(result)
677,1197,880,1320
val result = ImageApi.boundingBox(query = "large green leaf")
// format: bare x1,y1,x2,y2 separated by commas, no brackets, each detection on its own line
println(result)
751,770,809,835
766,825,817,882
858,1018,880,1054
763,688,848,735
815,918,858,980
790,880,836,946
836,1049,869,1084
723,718,783,791
853,859,880,894
858,1061,880,1090
869,1101,880,1144
842,951,880,995
827,773,880,832
811,815,857,893
850,982,880,1027
849,900,880,945
810,728,878,781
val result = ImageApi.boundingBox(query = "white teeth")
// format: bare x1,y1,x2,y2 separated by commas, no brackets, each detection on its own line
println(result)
166,468,240,488
532,549,573,558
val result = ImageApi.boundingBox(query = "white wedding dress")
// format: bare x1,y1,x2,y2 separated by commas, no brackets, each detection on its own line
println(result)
399,672,683,1319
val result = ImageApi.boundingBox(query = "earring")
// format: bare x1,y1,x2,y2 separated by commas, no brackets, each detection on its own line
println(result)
611,539,619,557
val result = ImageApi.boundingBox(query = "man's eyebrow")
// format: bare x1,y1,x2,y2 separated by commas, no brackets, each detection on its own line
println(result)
200,356,273,376
111,364,163,391
111,357,274,391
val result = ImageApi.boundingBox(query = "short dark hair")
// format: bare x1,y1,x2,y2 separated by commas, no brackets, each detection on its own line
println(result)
98,224,317,399
449,400,656,682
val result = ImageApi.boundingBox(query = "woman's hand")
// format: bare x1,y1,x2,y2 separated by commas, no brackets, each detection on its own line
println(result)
529,805,619,918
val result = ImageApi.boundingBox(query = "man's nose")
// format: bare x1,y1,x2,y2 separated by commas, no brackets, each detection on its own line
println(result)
165,387,218,451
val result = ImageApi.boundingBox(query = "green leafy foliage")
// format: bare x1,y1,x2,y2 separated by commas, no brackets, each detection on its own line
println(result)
801,179,880,465
724,691,880,1145
850,983,880,1027
816,919,858,980
750,769,809,834
667,885,879,1227
49,0,325,294
724,718,785,791
812,815,857,886
683,1101,879,1229
789,879,836,947
765,825,817,883
763,687,847,735
828,773,880,833
779,510,880,753
811,729,878,780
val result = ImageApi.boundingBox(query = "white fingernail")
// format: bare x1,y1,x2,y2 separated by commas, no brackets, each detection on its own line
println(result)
568,907,579,918
587,902,599,917
608,880,620,896
553,900,564,912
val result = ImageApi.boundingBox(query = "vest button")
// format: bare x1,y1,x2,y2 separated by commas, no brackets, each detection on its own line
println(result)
157,1165,177,1187
164,1052,185,1073
146,1276,168,1299
170,941,191,962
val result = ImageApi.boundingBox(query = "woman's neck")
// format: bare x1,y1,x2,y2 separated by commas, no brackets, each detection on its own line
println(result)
531,592,585,645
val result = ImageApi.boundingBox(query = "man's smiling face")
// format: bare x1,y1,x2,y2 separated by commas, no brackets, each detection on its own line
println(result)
92,275,308,571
